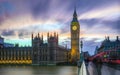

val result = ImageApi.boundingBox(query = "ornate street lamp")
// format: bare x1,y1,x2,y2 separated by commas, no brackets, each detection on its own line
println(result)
80,40,84,62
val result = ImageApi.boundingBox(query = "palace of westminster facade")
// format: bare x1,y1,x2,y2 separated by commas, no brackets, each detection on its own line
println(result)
0,9,80,65
0,33,69,65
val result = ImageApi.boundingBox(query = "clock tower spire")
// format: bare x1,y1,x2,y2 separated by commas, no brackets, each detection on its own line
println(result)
72,6,78,22
70,7,80,64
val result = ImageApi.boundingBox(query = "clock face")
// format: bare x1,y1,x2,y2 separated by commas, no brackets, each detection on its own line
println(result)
72,26,77,30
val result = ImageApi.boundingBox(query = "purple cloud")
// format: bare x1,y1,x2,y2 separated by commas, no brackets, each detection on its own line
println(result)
1,29,15,36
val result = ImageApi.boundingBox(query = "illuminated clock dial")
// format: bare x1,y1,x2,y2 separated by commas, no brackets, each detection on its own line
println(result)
72,26,77,30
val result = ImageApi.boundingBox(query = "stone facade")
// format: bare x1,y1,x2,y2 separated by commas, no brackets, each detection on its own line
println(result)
32,32,69,65
0,36,4,48
0,46,32,64
96,36,120,53
0,33,69,65
70,9,80,63
95,36,120,60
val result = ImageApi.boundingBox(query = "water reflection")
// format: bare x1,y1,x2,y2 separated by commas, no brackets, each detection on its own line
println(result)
0,66,78,75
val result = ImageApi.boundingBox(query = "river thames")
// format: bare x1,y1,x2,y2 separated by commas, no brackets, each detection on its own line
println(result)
0,66,78,75
0,62,120,75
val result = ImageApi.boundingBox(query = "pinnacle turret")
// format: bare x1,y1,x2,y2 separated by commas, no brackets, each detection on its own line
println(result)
72,7,78,22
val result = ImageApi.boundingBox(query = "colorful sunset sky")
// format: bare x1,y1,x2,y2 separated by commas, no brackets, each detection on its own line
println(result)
0,0,120,55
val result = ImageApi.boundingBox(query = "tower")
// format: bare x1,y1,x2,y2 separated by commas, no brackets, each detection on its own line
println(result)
47,32,58,64
32,33,43,64
70,8,80,63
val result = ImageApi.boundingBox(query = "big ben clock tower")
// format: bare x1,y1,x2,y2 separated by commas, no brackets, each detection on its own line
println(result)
70,8,80,63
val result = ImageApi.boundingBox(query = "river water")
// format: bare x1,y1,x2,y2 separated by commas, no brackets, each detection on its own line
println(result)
0,66,78,75
0,62,120,75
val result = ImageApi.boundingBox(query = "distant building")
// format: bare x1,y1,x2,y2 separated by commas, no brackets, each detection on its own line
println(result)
94,36,120,62
0,35,14,48
4,43,14,48
94,46,99,55
0,36,4,48
96,36,120,53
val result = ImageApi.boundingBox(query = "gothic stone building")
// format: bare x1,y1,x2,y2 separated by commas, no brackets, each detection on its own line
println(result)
0,46,32,64
70,9,80,63
32,32,69,65
0,33,69,65
94,36,120,61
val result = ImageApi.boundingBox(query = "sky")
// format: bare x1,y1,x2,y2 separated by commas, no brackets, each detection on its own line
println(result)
0,0,120,55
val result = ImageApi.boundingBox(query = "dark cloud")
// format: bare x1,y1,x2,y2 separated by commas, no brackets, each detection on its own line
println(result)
79,17,120,34
18,31,30,39
29,0,119,20
1,30,15,36
0,0,119,21
80,18,100,27
30,0,51,19
67,0,119,15
102,19,120,33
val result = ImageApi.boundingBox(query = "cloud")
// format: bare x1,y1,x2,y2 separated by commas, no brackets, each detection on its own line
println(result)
30,0,51,19
102,19,120,33
1,29,15,36
78,4,120,37
78,4,120,20
80,18,100,28
17,29,31,39
80,18,120,35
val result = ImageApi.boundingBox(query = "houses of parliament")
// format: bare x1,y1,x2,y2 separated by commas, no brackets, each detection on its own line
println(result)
0,9,80,65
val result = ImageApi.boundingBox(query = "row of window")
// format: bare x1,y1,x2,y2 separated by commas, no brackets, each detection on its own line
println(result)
0,50,31,56
0,56,31,60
